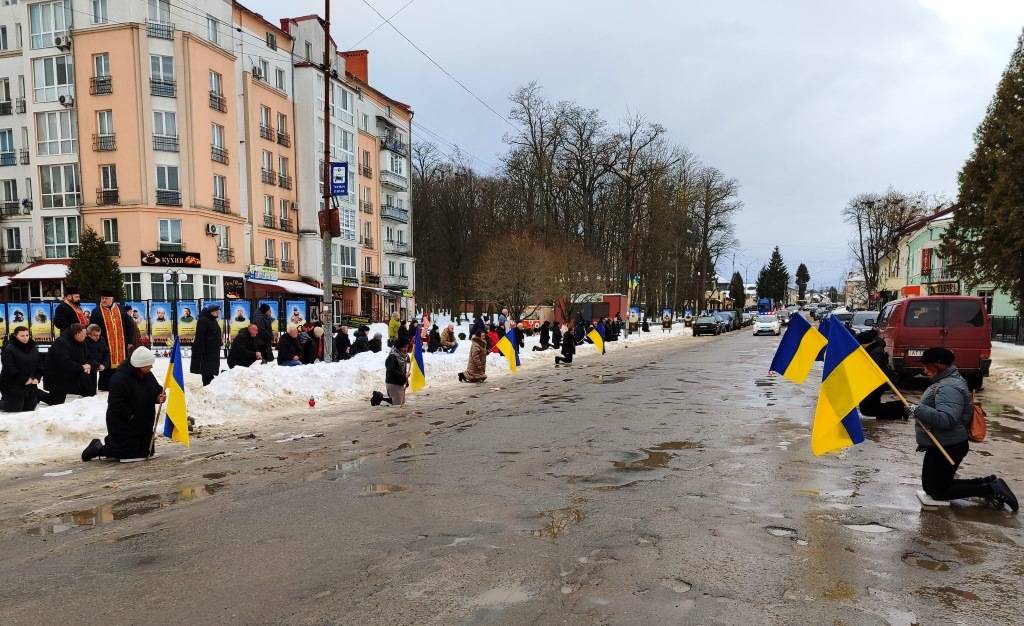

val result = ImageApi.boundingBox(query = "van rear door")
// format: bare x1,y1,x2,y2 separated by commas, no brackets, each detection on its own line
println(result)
899,299,944,365
941,297,989,370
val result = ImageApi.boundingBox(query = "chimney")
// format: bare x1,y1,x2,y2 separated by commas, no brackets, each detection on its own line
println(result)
339,50,369,83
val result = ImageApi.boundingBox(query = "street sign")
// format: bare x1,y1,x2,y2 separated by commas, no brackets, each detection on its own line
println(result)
330,162,348,197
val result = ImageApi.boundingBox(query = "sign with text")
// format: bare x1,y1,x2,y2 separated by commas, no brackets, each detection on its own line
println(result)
246,265,278,282
141,250,201,268
330,162,349,197
223,276,244,299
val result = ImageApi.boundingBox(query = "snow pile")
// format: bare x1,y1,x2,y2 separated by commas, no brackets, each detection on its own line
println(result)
0,319,690,465
991,341,1024,392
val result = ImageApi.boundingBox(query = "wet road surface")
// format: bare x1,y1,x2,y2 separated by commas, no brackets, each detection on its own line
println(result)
0,330,1022,624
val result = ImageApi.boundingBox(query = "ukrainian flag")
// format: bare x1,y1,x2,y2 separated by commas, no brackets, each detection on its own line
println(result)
495,328,519,373
410,331,426,392
769,313,827,384
587,322,605,355
162,337,189,447
815,316,831,362
811,320,889,455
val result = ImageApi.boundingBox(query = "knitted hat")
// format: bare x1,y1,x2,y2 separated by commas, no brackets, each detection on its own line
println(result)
130,346,156,368
920,347,955,366
855,329,878,344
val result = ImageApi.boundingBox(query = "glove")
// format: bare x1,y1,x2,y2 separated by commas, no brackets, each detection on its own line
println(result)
905,403,918,419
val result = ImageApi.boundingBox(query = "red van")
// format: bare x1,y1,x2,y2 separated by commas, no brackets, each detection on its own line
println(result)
875,296,991,389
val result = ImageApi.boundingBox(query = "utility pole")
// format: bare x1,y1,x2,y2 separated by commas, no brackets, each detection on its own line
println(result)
319,0,334,361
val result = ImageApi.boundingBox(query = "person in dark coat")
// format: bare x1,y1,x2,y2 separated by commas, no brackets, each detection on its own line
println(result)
555,323,576,365
396,322,410,350
856,330,904,420
89,290,137,391
84,324,111,394
81,347,165,462
253,303,276,362
532,321,551,351
298,324,316,364
471,315,486,337
514,322,526,349
53,286,89,335
427,325,442,353
368,332,384,353
1,326,46,412
350,327,370,356
227,324,264,368
333,325,352,361
551,321,563,350
43,324,95,404
277,325,304,366
189,305,223,386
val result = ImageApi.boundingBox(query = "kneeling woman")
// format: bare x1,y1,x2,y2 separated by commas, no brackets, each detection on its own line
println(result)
458,329,488,383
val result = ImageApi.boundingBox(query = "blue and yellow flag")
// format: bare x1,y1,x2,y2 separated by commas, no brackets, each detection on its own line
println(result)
587,322,605,355
811,321,888,455
769,313,826,384
814,316,831,361
162,337,189,447
495,328,519,373
410,331,426,392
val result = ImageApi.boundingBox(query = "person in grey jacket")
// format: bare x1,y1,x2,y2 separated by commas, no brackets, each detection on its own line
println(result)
907,347,1017,512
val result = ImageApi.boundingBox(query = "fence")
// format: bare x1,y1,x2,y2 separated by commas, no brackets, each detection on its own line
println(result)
991,316,1023,345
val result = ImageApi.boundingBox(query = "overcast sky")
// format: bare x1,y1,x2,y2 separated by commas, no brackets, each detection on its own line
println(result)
253,0,1024,288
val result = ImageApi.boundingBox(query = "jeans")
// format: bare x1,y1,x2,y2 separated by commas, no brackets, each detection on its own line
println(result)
443,344,458,353
922,440,992,500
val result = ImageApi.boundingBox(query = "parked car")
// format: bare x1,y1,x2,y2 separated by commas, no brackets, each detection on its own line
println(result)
692,316,721,336
830,311,854,326
718,311,741,331
712,312,731,333
753,314,781,336
741,312,755,327
776,310,791,325
875,296,991,389
848,311,878,334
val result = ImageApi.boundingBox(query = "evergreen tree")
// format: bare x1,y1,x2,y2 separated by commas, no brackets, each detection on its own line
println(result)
940,29,1024,307
66,227,124,301
827,286,839,303
795,263,810,301
728,272,745,311
755,246,790,303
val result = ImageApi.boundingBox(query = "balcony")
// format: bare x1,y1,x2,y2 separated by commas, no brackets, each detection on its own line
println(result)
217,248,235,263
0,152,15,167
146,20,175,40
361,271,381,286
379,169,408,190
360,236,374,250
90,76,112,95
379,135,407,155
279,217,294,232
276,131,290,147
150,78,176,98
105,242,120,257
280,260,295,273
2,249,23,264
209,91,227,112
259,125,273,140
361,201,373,214
96,188,119,206
213,197,230,214
156,190,181,206
93,133,116,151
159,242,184,252
278,174,292,189
18,149,28,165
15,98,25,114
359,165,373,178
263,258,278,269
922,267,957,283
381,204,409,223
153,134,179,152
211,145,229,164
384,240,413,256
384,274,409,288
263,214,276,229
1,201,26,216
261,169,276,185
0,101,11,116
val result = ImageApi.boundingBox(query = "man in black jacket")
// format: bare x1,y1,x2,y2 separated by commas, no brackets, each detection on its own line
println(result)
253,303,275,362
81,347,165,462
277,324,304,366
532,321,551,351
227,324,264,368
333,325,352,360
189,305,223,386
43,323,95,404
350,327,370,356
53,286,88,335
84,324,110,394
856,330,905,420
555,324,576,365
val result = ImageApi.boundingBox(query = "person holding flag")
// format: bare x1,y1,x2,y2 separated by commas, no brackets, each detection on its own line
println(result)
371,339,411,407
410,331,426,392
494,326,521,373
81,347,165,462
162,337,190,448
587,320,606,355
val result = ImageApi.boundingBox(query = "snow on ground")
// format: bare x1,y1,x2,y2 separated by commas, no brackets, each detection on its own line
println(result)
991,341,1024,392
0,318,691,466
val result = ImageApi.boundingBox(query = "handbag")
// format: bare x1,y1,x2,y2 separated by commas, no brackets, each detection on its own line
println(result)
968,391,987,443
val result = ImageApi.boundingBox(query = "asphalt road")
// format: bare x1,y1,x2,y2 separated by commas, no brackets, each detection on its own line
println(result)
0,329,1022,625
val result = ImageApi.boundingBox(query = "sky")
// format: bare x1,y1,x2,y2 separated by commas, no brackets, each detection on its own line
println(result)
251,0,1024,289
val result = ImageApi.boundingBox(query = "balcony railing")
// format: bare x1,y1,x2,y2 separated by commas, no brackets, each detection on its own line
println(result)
146,20,175,40
263,258,278,269
153,135,179,152
15,98,26,114
156,190,181,206
279,217,294,232
213,197,230,213
217,248,235,263
263,214,276,229
0,101,11,116
209,91,226,112
93,133,116,151
2,249,23,264
159,242,184,252
0,152,15,167
261,169,276,185
384,240,412,256
361,272,381,286
276,131,290,147
379,135,407,155
96,188,119,206
150,78,176,98
278,174,292,189
18,149,28,165
1,201,25,216
361,201,373,214
259,125,273,140
90,76,112,95
381,204,409,223
360,236,374,250
359,165,372,178
280,260,294,273
379,169,408,190
384,274,409,288
105,242,120,257
922,267,956,282
211,145,229,164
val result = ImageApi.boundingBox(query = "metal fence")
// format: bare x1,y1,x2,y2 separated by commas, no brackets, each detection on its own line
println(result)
991,316,1023,344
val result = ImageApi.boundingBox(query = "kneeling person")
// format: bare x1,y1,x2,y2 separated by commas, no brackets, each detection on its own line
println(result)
81,347,165,462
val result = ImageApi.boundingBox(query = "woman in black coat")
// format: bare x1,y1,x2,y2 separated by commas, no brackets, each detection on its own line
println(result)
83,356,164,461
551,322,563,350
1,327,45,411
227,325,263,368
189,305,223,386
532,321,551,351
43,324,95,405
427,325,441,353
555,324,576,365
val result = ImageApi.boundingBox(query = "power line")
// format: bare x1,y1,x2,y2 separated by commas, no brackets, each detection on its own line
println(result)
359,0,516,130
412,120,498,172
346,0,416,49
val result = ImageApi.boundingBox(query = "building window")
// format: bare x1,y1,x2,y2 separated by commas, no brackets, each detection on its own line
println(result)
30,1,69,50
96,110,113,137
158,218,181,246
390,153,405,176
266,31,277,50
277,112,287,134
364,256,371,273
93,53,110,78
274,68,286,92
202,275,218,299
156,165,179,192
281,241,291,262
149,0,171,23
123,272,142,300
99,164,117,190
206,16,220,45
150,55,174,82
305,41,312,61
0,26,7,52
209,70,222,95
397,229,405,245
40,164,80,208
360,113,369,132
212,174,226,199
35,110,77,155
278,155,288,178
387,260,396,276
6,227,21,254
1,179,16,204
262,150,272,172
263,194,273,217
264,238,275,261
102,217,118,243
153,110,176,137
279,197,288,219
211,123,225,149
43,216,80,258
260,105,270,130
215,225,229,251
151,272,193,300
32,55,73,102
92,0,108,24
258,59,269,81
0,130,12,164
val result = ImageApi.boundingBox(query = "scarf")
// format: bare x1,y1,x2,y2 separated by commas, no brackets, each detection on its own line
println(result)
100,304,127,365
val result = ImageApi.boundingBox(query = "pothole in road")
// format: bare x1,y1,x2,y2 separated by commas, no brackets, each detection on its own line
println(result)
765,525,809,545
902,551,960,572
532,507,584,540
649,441,702,451
613,450,674,471
593,375,628,384
659,577,692,594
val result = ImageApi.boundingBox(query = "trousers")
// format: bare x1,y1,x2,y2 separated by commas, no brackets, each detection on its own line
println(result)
922,440,992,501
860,385,905,420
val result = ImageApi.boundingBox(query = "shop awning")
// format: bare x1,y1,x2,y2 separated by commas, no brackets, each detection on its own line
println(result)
12,262,69,280
247,278,324,296
0,276,11,288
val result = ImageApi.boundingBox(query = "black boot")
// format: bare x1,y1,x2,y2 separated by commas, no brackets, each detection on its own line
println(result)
371,391,383,407
555,357,562,365
458,372,466,383
991,478,1019,513
81,439,103,462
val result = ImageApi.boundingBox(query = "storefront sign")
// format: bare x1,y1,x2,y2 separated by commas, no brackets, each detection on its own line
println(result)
141,250,202,268
401,289,415,298
246,265,278,282
223,276,244,299
342,277,359,287
929,282,960,295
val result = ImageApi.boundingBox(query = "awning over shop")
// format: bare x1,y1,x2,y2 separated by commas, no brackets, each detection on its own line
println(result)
247,278,324,296
0,276,11,288
12,262,69,281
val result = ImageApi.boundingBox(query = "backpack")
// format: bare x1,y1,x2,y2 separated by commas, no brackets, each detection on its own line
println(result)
968,391,987,443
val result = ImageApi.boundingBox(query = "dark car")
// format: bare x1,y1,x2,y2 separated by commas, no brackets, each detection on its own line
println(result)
713,312,736,332
693,316,721,336
849,311,878,334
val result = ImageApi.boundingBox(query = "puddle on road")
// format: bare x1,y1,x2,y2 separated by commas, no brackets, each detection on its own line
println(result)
593,375,627,384
754,379,776,387
27,483,224,536
918,586,979,608
533,507,584,540
364,483,407,495
766,526,797,537
613,450,673,471
844,523,894,533
902,551,960,572
649,441,702,451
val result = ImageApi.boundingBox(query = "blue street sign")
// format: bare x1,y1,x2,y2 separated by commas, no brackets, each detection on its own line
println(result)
330,162,349,197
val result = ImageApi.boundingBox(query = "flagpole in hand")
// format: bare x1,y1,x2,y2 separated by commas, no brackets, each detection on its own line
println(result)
883,379,955,466
148,391,167,460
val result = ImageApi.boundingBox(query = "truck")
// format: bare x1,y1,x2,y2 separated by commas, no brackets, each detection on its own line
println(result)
757,298,774,314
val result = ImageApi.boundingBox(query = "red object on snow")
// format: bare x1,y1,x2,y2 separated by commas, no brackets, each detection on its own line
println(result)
308,396,316,408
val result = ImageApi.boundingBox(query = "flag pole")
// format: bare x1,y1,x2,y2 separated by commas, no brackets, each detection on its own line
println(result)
884,379,955,466
148,394,166,460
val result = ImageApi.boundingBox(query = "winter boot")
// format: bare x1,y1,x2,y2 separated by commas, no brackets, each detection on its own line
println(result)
555,357,562,366
991,478,1019,513
371,391,383,407
458,372,466,383
81,439,103,462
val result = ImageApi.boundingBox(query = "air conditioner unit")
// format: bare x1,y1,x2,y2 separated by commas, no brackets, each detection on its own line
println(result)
251,66,263,80
206,223,219,236
21,199,32,209
58,94,74,107
55,35,71,50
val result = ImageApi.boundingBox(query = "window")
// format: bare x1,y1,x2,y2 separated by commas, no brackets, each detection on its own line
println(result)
206,16,220,45
261,150,272,171
30,1,69,50
123,273,142,300
96,110,113,136
277,112,287,134
331,243,357,279
263,194,273,216
364,256,371,273
0,130,12,161
148,0,170,23
397,229,405,245
390,153,405,176
281,241,291,262
101,218,118,243
211,123,224,148
215,225,228,250
92,0,108,24
209,70,222,95
0,26,8,51
274,68,286,91
156,165,179,191
39,164,80,207
946,300,984,328
202,275,218,299
1,179,16,203
388,260,396,276
305,41,312,61
385,225,394,242
360,113,369,132
278,156,288,177
399,262,407,278
158,218,181,245
150,273,193,300
362,149,370,168
258,59,269,80
266,31,277,50
260,105,270,129
32,55,73,102
35,110,76,155
905,301,942,328
153,111,176,137
150,55,173,81
93,53,109,78
43,216,80,258
279,198,288,219
99,164,117,190
265,238,275,260
212,174,226,199
6,228,21,252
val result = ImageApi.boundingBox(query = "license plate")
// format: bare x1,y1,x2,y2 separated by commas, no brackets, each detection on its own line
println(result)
908,349,924,357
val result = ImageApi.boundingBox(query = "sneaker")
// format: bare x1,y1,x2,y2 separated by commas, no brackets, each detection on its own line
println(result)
81,439,103,462
991,478,1019,513
371,391,383,407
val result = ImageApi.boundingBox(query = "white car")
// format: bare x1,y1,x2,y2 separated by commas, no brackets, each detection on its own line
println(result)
753,314,781,336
